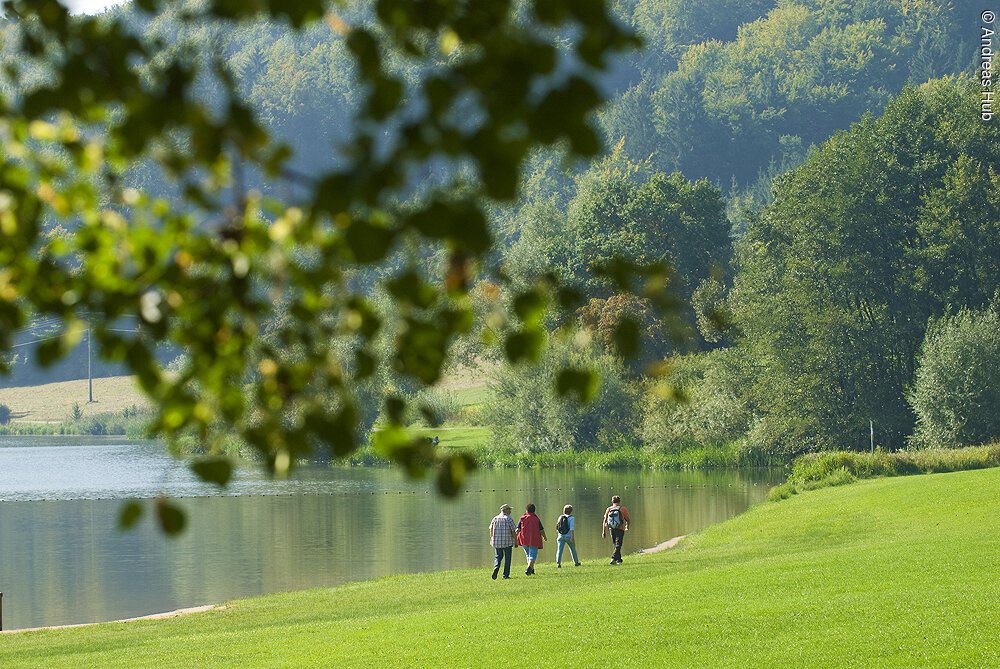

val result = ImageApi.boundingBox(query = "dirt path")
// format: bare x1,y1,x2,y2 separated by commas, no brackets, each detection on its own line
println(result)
639,535,686,554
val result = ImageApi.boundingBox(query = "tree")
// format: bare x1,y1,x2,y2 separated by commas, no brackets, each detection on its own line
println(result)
634,0,776,58
0,0,640,529
506,158,732,347
577,293,674,369
731,79,1000,455
909,307,1000,449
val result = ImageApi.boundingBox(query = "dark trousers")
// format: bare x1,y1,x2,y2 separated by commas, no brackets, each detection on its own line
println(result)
494,546,512,577
610,529,625,562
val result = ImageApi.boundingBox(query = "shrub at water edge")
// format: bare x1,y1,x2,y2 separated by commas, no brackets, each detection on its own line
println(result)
769,444,1000,500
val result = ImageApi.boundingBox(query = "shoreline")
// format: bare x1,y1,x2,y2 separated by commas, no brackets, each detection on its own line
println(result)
1,605,218,635
6,537,690,634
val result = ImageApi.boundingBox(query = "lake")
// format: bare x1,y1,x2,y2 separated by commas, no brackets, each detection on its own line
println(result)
0,436,782,630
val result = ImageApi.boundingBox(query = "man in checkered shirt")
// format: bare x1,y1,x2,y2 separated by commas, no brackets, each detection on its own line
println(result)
489,503,517,580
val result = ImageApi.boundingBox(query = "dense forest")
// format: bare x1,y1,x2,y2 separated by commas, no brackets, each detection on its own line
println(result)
4,1,997,461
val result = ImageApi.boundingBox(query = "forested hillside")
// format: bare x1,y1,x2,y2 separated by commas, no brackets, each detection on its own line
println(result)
605,0,973,186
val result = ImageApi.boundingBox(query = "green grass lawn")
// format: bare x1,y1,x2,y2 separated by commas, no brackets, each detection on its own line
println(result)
450,384,492,407
5,468,1000,666
415,425,491,451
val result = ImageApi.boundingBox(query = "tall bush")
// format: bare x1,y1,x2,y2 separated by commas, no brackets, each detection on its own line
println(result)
407,389,461,427
642,349,753,452
486,337,639,452
909,308,1000,449
0,404,11,425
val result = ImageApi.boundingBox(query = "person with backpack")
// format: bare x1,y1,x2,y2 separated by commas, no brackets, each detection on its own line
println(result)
515,503,547,575
489,503,517,580
601,495,632,565
554,504,581,568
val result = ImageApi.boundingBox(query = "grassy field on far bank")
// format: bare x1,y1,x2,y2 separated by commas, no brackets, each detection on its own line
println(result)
4,468,1000,667
0,376,149,423
0,370,490,426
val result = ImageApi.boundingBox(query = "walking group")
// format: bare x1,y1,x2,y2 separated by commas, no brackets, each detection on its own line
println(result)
488,495,632,580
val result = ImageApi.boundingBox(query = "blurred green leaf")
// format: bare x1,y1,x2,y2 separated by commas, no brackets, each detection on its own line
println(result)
419,404,443,428
345,298,383,338
556,367,600,403
36,338,63,367
367,76,403,120
396,319,448,384
191,457,233,487
118,500,144,530
386,271,438,309
505,329,545,364
613,317,641,358
154,497,187,536
355,348,377,379
308,405,359,458
513,289,547,325
385,395,406,424
409,200,491,254
345,220,396,263
437,453,476,497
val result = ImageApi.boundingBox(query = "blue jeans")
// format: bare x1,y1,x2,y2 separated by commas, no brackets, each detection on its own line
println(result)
493,546,512,577
522,545,539,562
555,536,579,565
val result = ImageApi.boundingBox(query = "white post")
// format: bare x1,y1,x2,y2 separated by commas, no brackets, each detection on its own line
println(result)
869,419,874,453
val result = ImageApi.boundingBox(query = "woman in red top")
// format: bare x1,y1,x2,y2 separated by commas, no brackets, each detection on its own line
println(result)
516,503,547,575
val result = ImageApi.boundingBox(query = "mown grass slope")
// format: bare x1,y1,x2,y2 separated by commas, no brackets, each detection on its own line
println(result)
3,467,999,667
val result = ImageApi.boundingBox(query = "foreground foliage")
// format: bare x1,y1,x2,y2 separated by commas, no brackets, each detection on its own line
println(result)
0,0,642,517
4,468,1000,667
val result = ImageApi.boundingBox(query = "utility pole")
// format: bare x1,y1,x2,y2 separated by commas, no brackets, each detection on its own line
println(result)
87,319,93,403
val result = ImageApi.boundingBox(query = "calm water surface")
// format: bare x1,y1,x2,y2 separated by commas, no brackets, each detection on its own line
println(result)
0,436,782,630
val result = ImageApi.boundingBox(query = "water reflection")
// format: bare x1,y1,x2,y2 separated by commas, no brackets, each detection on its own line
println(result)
0,437,781,629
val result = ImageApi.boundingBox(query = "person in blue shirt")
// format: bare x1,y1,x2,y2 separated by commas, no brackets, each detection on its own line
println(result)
554,504,581,568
